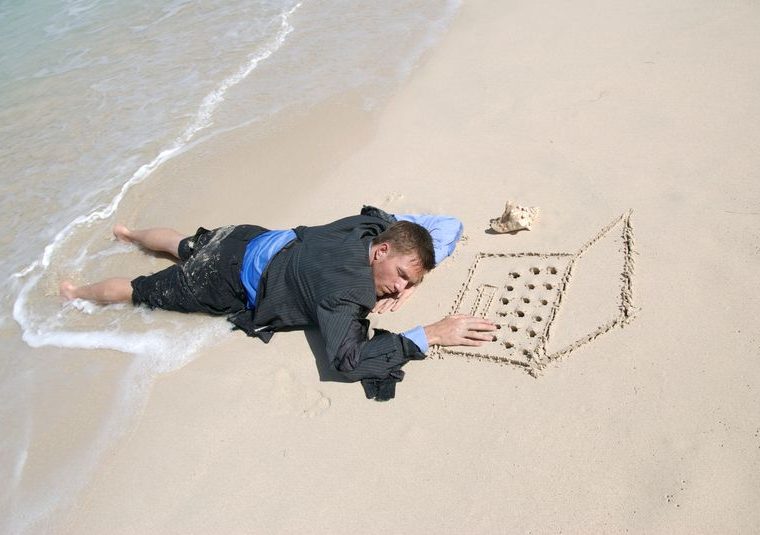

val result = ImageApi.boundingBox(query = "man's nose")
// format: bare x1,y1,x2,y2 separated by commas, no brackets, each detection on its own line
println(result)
394,279,406,293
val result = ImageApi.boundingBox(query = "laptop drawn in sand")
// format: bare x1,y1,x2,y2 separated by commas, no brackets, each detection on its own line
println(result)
435,211,637,377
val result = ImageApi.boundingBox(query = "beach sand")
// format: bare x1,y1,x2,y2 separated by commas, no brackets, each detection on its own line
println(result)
42,0,760,532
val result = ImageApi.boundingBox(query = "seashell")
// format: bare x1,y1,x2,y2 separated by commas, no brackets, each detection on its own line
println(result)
490,200,540,233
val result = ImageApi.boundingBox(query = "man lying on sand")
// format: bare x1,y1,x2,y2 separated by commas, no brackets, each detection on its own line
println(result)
60,206,497,400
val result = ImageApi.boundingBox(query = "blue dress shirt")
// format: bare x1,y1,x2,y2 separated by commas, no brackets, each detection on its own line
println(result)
240,229,296,308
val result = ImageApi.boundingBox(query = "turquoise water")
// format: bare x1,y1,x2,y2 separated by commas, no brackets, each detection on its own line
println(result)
0,1,459,531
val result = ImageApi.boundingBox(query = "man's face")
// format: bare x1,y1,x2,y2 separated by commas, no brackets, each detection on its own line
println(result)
370,243,426,298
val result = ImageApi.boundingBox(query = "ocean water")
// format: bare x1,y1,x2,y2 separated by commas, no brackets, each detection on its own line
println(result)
0,0,459,531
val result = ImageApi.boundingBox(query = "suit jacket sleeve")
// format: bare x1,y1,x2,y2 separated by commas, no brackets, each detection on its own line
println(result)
316,293,425,383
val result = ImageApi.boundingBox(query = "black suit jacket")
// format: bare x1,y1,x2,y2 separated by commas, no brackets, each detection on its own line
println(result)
228,208,426,400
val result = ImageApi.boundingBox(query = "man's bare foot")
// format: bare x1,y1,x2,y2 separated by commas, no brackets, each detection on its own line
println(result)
113,224,134,243
59,280,78,301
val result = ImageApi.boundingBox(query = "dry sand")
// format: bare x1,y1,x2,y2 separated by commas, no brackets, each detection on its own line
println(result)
45,0,760,532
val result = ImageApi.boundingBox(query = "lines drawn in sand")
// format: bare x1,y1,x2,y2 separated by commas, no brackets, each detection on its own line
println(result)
436,211,637,376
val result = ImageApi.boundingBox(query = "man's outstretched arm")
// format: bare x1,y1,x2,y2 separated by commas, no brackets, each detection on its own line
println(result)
317,295,497,380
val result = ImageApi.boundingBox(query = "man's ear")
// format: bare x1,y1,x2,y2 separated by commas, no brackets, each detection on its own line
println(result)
376,242,390,259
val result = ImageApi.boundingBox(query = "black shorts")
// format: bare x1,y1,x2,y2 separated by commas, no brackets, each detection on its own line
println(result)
131,224,268,315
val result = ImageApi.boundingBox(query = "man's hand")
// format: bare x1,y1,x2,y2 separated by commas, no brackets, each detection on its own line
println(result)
372,285,417,314
423,315,498,347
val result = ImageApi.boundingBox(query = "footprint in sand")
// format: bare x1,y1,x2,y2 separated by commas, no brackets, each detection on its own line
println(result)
271,368,331,417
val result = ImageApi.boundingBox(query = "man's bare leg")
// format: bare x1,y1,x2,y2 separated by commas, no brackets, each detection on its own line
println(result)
60,278,133,304
58,225,185,304
113,224,184,259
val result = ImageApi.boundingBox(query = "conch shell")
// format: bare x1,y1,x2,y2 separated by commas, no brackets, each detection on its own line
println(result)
490,200,540,233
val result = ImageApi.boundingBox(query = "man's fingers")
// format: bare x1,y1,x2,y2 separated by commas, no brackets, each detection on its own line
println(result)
467,320,498,332
456,316,498,331
465,331,498,342
376,300,394,314
426,314,502,348
373,298,394,314
390,286,416,312
456,318,498,345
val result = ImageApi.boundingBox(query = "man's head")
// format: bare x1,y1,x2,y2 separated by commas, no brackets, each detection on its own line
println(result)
369,221,435,297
